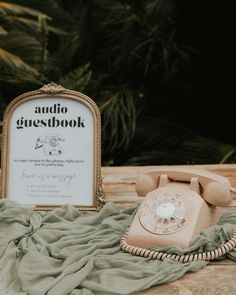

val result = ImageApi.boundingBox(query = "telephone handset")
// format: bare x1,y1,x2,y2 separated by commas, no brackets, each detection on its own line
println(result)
126,167,232,249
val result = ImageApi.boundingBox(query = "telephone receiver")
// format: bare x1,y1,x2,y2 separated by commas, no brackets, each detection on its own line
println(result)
136,167,232,207
126,167,232,249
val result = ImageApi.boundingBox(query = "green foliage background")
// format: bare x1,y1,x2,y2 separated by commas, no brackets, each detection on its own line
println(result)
0,0,236,165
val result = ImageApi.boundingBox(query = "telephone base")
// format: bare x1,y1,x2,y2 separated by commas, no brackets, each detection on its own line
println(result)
127,187,223,249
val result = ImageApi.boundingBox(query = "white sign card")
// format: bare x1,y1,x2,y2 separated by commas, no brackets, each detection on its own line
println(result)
1,83,104,210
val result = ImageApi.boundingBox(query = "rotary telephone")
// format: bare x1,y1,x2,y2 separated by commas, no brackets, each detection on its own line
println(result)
125,167,233,250
35,133,65,156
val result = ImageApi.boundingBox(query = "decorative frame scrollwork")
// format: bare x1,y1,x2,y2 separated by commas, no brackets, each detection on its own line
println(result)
1,82,105,211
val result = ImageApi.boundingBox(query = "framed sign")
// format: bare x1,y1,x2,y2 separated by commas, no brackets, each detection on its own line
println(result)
1,82,104,211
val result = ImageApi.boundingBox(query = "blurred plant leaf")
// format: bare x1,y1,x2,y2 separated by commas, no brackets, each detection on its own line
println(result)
114,117,236,165
59,64,92,92
0,24,7,34
0,1,68,86
0,47,39,75
14,0,75,30
4,15,66,35
100,88,137,152
1,0,235,167
0,31,44,65
0,1,48,18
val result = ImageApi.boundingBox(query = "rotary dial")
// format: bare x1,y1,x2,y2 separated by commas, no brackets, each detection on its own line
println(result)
139,192,191,235
49,137,58,147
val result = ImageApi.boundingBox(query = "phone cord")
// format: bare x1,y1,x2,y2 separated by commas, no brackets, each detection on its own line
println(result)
120,227,236,262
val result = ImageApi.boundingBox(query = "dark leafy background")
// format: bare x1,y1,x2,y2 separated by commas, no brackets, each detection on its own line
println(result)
0,0,236,165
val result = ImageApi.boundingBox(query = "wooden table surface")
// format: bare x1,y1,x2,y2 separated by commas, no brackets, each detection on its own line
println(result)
1,164,236,294
102,164,236,295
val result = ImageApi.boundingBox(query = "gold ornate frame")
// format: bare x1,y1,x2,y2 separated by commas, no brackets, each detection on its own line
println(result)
1,82,105,211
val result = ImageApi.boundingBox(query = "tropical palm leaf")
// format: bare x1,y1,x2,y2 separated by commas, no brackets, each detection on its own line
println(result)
59,64,92,93
0,70,44,86
0,24,7,34
4,15,66,35
100,88,138,152
0,1,48,18
0,47,39,75
14,0,75,30
0,1,68,85
92,0,187,78
113,117,236,165
0,30,48,84
1,0,235,168
0,31,44,64
0,1,67,37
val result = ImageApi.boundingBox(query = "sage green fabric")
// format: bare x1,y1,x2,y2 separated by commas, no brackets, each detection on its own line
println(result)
0,200,236,295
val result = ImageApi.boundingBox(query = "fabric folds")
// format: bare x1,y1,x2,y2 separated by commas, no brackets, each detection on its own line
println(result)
0,200,235,295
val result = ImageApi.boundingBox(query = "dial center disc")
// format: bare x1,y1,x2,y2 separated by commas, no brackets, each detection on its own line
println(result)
156,202,176,218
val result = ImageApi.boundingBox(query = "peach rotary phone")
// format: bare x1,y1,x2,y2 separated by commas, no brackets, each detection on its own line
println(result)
125,167,233,250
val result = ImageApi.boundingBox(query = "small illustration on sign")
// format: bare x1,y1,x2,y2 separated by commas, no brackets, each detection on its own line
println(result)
35,133,65,156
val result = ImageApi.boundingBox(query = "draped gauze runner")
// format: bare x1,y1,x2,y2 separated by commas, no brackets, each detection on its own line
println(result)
1,200,236,295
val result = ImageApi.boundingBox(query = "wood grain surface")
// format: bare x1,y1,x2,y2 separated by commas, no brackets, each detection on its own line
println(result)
1,164,236,294
101,164,236,295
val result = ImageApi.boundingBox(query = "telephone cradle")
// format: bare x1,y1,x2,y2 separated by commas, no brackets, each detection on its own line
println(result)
120,167,236,262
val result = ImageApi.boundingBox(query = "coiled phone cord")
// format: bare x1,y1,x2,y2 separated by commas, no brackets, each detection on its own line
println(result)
120,226,236,262
120,186,236,262
230,186,236,194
